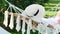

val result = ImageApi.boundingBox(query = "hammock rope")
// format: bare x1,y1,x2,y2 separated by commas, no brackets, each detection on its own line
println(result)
16,14,21,32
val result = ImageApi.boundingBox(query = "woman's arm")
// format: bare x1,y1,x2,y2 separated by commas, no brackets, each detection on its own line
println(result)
56,19,60,25
8,12,54,29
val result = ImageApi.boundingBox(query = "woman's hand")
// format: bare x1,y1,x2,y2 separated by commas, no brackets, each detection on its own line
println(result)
47,24,54,29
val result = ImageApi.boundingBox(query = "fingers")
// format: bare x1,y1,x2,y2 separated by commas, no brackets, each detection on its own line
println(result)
47,24,54,29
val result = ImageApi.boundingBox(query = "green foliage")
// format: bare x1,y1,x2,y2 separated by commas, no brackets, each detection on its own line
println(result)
36,0,49,6
45,11,57,18
7,0,38,10
0,0,7,13
0,0,49,12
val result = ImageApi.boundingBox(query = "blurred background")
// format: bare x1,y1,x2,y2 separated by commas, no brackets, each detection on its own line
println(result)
0,0,60,34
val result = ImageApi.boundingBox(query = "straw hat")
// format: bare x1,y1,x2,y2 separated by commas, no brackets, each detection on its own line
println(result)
22,4,45,22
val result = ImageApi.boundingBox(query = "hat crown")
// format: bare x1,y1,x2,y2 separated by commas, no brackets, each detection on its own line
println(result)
24,4,45,18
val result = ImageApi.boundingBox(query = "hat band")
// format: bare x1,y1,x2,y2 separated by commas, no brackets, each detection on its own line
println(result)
34,9,39,16
27,9,39,17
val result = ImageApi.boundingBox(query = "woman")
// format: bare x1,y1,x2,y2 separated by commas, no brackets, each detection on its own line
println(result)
8,4,60,34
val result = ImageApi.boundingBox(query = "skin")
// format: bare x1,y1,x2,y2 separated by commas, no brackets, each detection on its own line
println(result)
57,20,60,24
55,11,60,25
